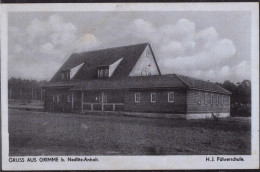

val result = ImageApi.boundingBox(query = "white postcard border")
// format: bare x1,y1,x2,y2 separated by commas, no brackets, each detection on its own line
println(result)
1,3,259,170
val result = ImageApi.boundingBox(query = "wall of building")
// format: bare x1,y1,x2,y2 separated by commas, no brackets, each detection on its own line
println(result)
45,89,126,112
186,89,230,113
124,89,187,113
45,88,230,116
44,88,72,112
82,90,125,103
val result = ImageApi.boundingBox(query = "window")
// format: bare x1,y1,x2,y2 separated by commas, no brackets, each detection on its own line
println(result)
168,92,174,103
135,93,140,103
53,95,56,102
57,94,60,102
197,92,201,104
146,51,151,58
210,94,214,104
98,66,109,78
61,73,64,80
217,95,220,105
204,93,208,104
104,69,109,77
67,94,71,102
99,69,104,78
98,93,102,102
102,92,108,103
151,93,156,103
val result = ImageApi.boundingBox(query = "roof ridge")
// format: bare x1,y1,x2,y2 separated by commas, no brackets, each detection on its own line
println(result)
75,42,149,55
175,73,231,94
175,73,208,83
174,74,190,88
214,83,232,94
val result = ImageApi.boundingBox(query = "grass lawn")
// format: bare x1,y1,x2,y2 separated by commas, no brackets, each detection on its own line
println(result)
9,109,251,156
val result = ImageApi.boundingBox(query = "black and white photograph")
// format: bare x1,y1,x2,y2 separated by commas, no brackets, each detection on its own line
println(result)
1,3,259,170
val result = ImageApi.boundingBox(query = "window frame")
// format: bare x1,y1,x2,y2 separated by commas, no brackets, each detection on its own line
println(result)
197,91,201,105
67,94,71,102
57,94,60,103
204,93,208,104
99,69,104,78
135,93,140,103
104,68,109,77
151,93,156,103
98,93,102,103
210,94,214,105
168,92,174,103
98,67,109,78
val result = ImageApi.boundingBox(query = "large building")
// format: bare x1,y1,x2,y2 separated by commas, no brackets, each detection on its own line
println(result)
43,43,231,119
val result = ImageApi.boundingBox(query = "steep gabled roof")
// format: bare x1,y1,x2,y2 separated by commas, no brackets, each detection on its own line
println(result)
50,43,152,82
175,74,231,95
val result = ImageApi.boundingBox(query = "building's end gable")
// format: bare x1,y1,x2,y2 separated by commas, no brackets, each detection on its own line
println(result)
129,44,161,77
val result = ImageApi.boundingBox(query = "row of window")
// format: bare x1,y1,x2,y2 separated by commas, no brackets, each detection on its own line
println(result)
198,92,229,105
53,94,60,103
53,94,73,103
135,92,174,103
53,93,107,103
98,68,109,78
61,72,70,80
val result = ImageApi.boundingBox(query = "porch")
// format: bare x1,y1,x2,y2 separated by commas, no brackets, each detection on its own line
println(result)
71,90,125,112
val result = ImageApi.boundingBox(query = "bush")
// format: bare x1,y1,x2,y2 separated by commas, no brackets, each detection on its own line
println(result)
231,102,251,117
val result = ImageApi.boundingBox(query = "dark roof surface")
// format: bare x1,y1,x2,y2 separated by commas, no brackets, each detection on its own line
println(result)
175,74,231,94
44,74,187,90
43,74,231,94
46,43,230,94
50,43,154,82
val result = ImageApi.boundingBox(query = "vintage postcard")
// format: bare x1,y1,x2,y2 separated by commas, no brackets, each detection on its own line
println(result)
1,3,259,170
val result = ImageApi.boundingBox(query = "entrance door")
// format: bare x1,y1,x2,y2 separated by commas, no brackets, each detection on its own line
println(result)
97,92,107,111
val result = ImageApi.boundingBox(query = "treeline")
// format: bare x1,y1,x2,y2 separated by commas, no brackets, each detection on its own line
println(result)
216,80,251,117
8,78,48,101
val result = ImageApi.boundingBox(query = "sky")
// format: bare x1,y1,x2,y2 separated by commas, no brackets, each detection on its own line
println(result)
8,11,251,82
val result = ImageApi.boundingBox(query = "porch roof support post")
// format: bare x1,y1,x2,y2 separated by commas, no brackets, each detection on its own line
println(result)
81,91,84,113
71,92,74,112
